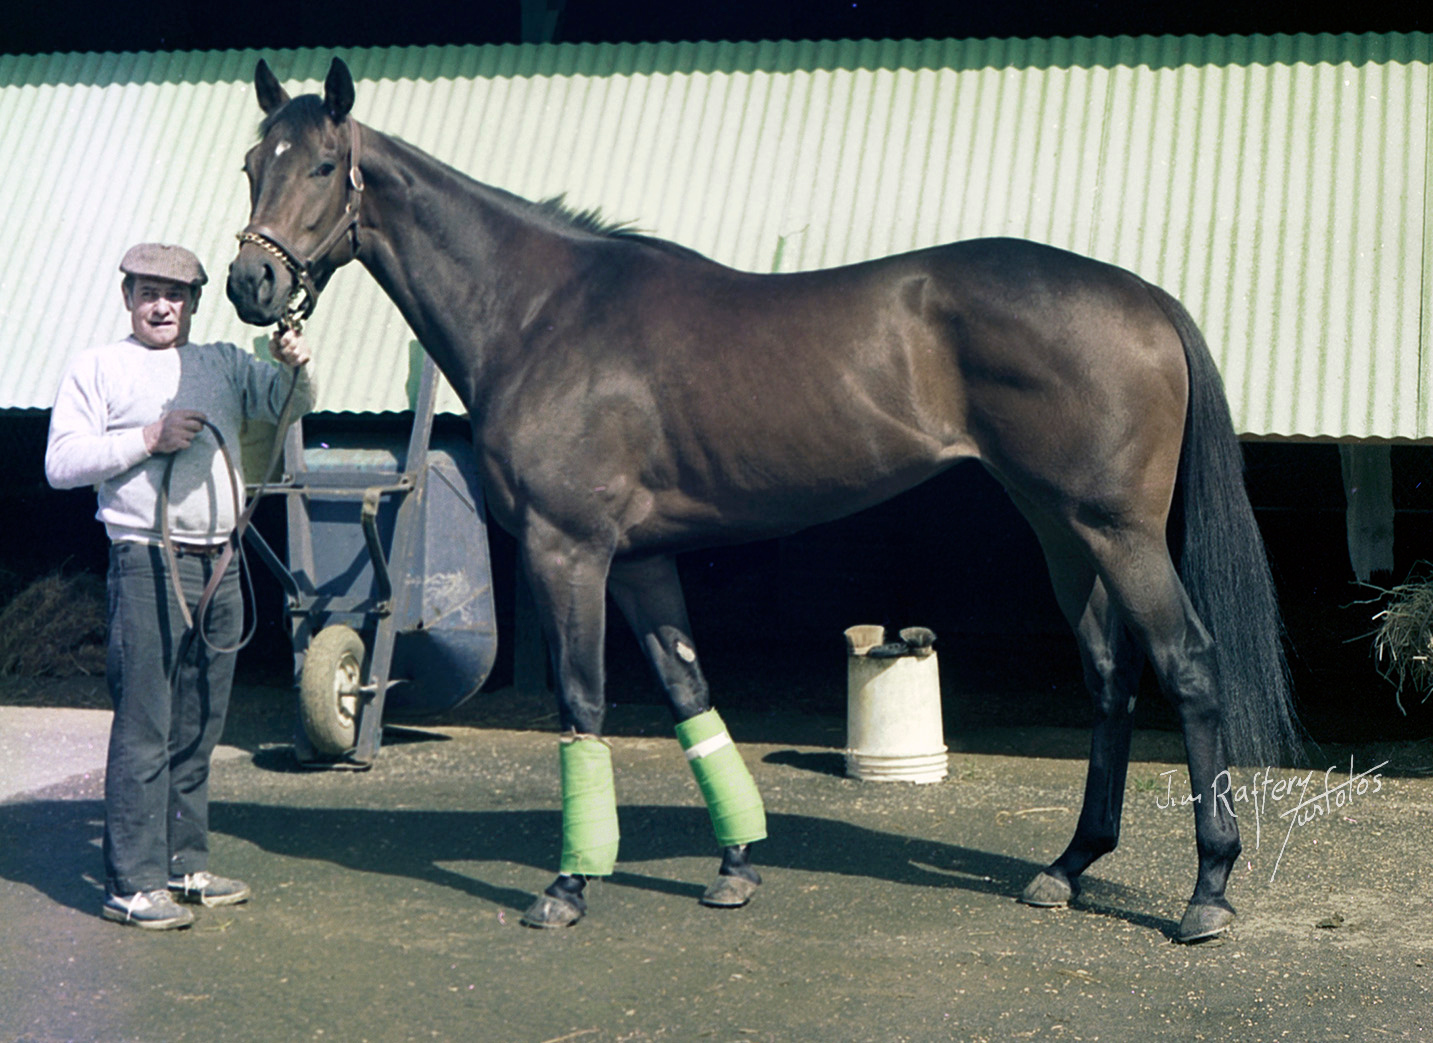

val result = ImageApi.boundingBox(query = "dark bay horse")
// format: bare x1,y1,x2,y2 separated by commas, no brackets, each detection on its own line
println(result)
227,57,1299,943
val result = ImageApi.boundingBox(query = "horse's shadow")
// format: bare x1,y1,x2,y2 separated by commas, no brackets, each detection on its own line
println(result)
0,794,1180,938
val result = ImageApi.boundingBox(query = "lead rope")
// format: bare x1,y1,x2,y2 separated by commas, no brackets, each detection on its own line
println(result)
160,335,305,681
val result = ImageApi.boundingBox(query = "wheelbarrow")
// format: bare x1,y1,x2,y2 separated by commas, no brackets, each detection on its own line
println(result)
242,354,497,767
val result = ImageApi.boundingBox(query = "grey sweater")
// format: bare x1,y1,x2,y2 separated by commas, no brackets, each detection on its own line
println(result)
45,335,315,544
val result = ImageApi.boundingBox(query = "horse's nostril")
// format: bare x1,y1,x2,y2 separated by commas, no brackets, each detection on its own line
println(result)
250,260,277,307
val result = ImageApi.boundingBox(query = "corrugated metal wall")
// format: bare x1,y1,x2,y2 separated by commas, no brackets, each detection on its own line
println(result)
1,34,1429,438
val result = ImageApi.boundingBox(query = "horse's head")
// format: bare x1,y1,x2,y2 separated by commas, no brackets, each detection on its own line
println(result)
226,57,364,329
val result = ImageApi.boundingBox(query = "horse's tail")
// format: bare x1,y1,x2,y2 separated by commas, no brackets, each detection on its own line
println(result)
1147,283,1301,767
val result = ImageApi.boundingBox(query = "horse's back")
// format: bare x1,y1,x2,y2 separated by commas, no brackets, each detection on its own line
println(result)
753,237,1190,516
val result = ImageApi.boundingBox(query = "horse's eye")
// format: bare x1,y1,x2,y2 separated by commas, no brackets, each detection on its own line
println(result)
312,161,337,178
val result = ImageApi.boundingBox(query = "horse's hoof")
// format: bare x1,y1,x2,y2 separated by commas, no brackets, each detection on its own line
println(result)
520,893,585,929
700,874,759,908
1177,901,1235,943
1019,870,1073,908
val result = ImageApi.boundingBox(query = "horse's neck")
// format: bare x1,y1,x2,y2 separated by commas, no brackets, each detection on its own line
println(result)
354,131,567,405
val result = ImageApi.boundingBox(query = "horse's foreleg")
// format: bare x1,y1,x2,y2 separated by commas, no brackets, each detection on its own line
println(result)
609,555,766,908
675,707,766,906
517,523,618,929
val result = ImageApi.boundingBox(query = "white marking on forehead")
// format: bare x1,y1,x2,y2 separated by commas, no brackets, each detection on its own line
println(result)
274,140,291,157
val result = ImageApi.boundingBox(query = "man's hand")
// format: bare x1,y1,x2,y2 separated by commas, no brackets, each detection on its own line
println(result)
270,328,310,367
144,409,207,454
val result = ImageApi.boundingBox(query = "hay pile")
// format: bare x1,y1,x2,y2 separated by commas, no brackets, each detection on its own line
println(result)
1372,571,1433,714
0,571,107,678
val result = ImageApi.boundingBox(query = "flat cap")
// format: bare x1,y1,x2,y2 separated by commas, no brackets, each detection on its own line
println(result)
119,243,208,287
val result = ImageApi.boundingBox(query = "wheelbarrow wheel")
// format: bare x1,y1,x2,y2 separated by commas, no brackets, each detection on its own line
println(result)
300,625,366,754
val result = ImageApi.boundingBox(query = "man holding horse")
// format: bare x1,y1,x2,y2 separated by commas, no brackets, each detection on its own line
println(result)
46,242,315,929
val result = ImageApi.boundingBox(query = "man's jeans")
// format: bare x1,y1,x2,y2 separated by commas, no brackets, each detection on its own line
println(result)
104,542,241,896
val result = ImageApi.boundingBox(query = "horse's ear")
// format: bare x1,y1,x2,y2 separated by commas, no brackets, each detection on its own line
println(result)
324,58,355,122
254,59,289,115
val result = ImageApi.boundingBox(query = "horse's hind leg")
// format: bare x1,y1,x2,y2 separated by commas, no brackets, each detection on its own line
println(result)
609,554,767,907
1052,519,1242,942
1025,597,1147,908
1015,516,1146,909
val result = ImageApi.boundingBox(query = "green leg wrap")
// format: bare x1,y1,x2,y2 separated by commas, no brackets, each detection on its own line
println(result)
559,736,619,877
676,709,767,847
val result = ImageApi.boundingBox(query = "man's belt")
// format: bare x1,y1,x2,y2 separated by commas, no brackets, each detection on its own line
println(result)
170,541,226,558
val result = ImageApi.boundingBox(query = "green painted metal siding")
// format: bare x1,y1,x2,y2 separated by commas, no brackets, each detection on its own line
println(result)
1089,35,1432,441
2,35,1429,439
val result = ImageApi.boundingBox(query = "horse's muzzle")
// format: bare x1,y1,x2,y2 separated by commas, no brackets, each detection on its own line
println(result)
226,246,290,327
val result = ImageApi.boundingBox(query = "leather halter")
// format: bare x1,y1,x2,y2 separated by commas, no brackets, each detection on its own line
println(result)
236,116,365,330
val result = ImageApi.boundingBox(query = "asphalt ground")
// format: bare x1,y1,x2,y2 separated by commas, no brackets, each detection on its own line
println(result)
3,682,1432,1043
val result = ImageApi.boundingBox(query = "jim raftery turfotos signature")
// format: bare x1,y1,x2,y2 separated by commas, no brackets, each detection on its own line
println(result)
1153,757,1388,882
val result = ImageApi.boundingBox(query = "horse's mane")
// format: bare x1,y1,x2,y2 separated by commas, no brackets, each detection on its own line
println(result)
262,99,709,262
532,195,639,239
529,195,708,261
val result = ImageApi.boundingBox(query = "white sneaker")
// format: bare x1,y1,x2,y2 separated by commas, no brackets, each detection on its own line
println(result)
101,889,195,930
168,871,251,907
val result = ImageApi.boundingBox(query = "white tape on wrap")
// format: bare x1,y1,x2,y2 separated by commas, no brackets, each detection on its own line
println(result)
683,730,733,761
